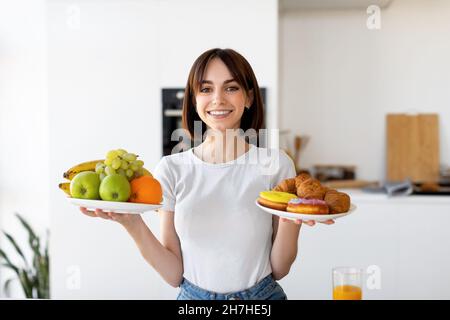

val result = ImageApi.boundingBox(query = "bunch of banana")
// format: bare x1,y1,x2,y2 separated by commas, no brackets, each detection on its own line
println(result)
58,182,71,196
58,159,152,197
63,160,103,181
58,160,102,197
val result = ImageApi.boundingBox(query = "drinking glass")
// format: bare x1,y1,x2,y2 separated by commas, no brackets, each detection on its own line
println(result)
332,267,363,300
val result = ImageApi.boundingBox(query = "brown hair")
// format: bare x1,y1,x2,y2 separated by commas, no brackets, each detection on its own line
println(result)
182,48,265,143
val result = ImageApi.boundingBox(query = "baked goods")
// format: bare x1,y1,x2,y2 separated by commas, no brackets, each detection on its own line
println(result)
257,191,298,211
287,198,329,215
324,189,350,213
295,173,312,189
274,173,311,194
296,178,328,200
271,173,352,214
273,178,297,194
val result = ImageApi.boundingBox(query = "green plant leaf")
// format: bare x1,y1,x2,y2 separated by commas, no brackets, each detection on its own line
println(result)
37,256,47,298
0,214,50,299
19,269,33,298
15,212,40,252
0,249,20,274
4,278,15,298
0,248,11,263
1,262,20,276
3,231,29,268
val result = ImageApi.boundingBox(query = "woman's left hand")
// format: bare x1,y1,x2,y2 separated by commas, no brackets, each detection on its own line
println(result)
280,217,335,226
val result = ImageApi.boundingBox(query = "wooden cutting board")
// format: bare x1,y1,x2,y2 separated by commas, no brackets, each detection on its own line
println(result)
386,113,440,183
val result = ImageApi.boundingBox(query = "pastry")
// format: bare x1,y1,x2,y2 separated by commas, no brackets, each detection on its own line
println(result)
294,173,312,189
324,190,350,213
296,178,328,200
257,191,298,211
273,178,297,194
287,198,329,215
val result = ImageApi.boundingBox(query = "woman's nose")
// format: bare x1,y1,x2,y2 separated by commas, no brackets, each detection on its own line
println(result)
212,91,225,105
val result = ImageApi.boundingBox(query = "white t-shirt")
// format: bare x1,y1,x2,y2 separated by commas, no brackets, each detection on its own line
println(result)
153,144,296,293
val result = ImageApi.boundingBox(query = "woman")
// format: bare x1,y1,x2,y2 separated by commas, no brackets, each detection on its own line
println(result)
80,48,334,300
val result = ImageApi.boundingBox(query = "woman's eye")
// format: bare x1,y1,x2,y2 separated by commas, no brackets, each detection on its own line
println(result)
200,87,211,93
226,86,239,92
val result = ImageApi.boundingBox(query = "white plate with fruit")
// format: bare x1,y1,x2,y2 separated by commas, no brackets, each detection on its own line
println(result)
67,198,162,214
60,148,163,214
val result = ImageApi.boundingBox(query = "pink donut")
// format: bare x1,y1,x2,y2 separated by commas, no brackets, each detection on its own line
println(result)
287,198,329,215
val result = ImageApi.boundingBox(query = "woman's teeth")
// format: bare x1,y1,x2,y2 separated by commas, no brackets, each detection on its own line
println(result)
208,110,232,115
207,110,232,119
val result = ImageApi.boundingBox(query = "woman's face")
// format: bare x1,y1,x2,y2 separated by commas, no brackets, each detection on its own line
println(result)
195,58,252,133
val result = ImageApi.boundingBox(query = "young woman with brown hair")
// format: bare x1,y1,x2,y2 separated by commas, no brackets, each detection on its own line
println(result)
80,48,334,300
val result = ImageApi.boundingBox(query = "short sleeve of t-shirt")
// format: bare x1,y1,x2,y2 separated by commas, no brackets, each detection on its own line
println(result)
269,150,297,190
153,157,176,212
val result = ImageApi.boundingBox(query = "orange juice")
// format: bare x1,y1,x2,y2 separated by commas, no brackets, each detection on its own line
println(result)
333,285,362,300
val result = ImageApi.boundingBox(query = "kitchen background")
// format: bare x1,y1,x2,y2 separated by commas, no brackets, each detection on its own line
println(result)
0,0,449,299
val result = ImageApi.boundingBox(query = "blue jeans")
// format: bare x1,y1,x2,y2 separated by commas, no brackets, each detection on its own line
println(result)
176,274,287,300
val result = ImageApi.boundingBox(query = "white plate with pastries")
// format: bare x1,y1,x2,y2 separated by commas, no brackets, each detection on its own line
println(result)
255,200,356,222
68,197,162,214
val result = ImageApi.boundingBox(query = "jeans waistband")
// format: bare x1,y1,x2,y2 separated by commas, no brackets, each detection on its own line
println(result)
180,273,275,300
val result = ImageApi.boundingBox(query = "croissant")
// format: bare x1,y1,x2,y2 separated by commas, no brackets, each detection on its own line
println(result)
296,178,328,200
273,178,297,194
294,173,312,189
324,190,350,213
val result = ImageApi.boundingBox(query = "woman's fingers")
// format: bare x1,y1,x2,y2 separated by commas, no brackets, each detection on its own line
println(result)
79,207,123,221
95,209,112,220
106,211,120,221
303,220,316,226
80,207,97,218
281,217,302,225
320,219,335,225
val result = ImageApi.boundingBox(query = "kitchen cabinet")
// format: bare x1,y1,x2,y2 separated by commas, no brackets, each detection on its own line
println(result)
280,190,450,299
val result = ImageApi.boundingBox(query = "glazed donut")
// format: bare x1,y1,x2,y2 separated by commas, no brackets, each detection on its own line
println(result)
324,190,350,214
287,198,329,215
257,191,298,211
296,178,328,200
273,178,297,194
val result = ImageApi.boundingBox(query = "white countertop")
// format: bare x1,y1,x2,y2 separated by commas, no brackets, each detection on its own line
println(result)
343,188,450,204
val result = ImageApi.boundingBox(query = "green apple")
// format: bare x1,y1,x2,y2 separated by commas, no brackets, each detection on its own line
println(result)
99,174,131,202
70,171,101,200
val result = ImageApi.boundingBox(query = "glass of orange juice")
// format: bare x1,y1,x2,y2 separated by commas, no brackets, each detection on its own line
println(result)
332,267,363,300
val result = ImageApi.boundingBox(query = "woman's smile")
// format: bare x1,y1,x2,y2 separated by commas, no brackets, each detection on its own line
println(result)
206,109,233,119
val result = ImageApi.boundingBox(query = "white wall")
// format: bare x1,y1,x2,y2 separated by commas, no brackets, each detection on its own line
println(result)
47,0,278,299
0,0,49,298
280,0,450,181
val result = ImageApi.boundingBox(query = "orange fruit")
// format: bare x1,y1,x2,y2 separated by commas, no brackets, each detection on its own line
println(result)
129,176,162,204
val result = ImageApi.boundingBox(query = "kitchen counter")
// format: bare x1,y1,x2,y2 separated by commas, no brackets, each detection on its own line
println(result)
280,188,450,300
344,188,450,204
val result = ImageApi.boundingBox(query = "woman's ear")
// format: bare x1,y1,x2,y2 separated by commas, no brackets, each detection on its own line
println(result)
246,89,254,107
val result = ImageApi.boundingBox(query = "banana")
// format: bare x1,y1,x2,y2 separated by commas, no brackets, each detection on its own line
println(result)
63,159,103,180
58,182,71,196
142,167,153,177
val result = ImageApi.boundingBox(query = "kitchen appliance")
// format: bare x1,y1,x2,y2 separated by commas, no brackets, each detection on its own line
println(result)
313,164,356,182
162,88,266,156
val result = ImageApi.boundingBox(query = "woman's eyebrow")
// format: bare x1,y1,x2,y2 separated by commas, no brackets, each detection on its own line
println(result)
201,79,236,84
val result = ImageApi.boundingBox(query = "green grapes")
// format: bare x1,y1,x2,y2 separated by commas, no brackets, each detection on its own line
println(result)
102,149,146,181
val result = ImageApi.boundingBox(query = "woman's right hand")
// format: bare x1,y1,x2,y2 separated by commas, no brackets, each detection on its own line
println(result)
79,207,143,229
